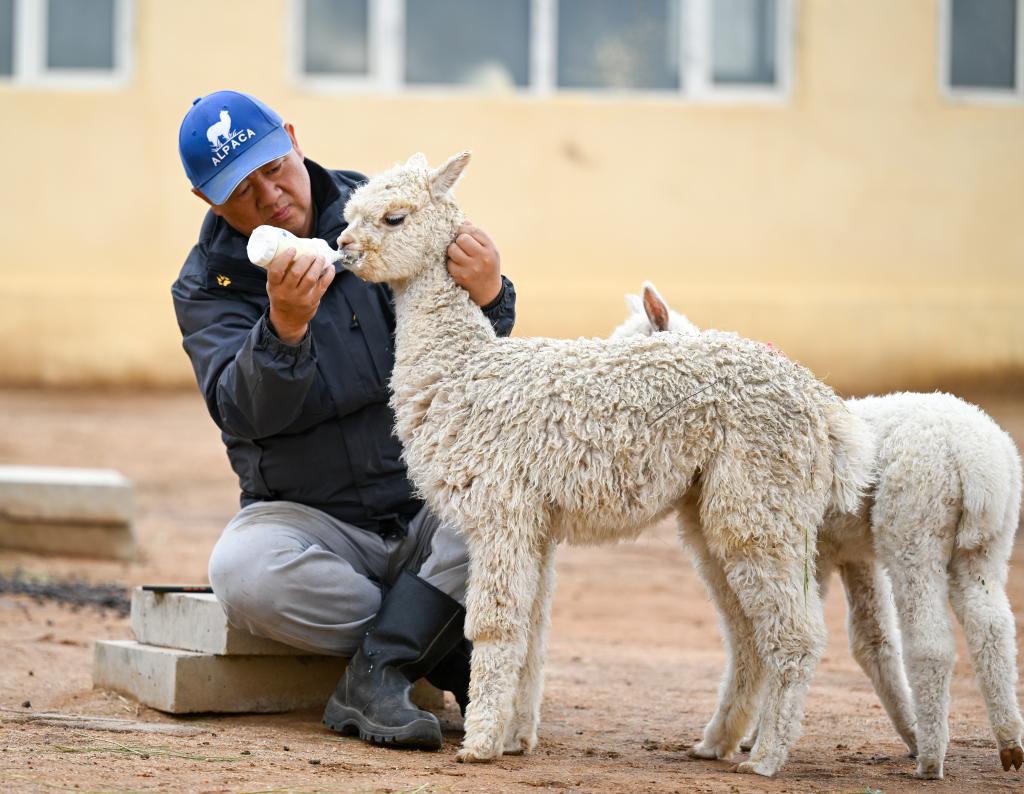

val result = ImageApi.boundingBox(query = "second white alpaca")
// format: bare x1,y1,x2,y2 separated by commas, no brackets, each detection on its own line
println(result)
335,152,874,777
615,282,1024,779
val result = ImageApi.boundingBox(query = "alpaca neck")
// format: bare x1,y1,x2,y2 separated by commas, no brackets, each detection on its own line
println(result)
391,252,495,376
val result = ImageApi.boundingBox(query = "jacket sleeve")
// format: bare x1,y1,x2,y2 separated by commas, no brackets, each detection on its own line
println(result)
481,276,517,338
171,250,334,441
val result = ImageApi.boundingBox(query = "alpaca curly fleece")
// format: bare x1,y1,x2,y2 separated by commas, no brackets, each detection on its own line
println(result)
337,152,874,777
614,282,1024,779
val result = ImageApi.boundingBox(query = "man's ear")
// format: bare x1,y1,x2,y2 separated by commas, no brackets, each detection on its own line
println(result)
191,187,224,216
284,123,303,159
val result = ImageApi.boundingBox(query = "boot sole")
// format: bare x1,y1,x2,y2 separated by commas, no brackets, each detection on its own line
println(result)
323,695,442,750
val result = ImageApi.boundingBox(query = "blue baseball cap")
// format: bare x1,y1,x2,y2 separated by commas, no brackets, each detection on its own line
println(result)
178,90,294,205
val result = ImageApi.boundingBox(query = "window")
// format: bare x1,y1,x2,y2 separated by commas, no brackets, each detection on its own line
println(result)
293,0,792,100
556,0,680,91
302,0,368,76
942,0,1023,99
712,0,777,86
1,0,131,87
48,0,115,70
0,0,13,76
405,0,530,88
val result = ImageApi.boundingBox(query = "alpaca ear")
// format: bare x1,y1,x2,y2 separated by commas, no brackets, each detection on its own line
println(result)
429,151,471,198
406,152,429,169
624,294,643,314
642,281,671,332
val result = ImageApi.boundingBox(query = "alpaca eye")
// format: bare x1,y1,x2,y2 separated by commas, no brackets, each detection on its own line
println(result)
384,213,407,227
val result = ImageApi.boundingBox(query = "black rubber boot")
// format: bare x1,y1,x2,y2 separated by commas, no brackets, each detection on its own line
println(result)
322,571,465,750
426,638,472,716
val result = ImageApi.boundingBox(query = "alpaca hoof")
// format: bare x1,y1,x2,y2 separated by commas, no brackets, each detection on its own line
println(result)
689,742,718,760
503,731,537,756
731,759,778,777
689,740,730,761
915,757,943,779
456,746,498,763
739,736,756,753
1000,743,1023,772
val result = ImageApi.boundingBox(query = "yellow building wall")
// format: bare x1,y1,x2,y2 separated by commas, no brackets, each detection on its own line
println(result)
0,0,1021,392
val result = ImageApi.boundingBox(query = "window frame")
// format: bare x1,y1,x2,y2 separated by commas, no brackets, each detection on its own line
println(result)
939,0,1024,103
1,0,132,89
290,0,795,102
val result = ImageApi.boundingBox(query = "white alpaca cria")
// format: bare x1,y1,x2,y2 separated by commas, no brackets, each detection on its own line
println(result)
615,282,1024,779
337,152,875,777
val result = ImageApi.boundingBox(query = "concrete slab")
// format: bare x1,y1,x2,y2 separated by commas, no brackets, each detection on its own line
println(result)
93,640,445,714
0,465,133,525
131,588,305,656
0,519,135,560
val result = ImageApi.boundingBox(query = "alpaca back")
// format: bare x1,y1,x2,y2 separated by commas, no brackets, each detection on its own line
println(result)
401,327,843,548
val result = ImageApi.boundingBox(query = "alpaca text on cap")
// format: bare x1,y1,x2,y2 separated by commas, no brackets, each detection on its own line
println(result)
178,90,295,205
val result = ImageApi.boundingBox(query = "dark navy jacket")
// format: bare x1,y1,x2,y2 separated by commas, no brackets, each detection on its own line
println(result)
171,159,516,531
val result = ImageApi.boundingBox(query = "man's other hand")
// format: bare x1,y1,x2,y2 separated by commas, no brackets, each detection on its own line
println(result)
266,248,336,345
447,221,502,307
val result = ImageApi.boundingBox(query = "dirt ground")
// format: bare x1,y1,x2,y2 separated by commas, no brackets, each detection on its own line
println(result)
2,386,1023,794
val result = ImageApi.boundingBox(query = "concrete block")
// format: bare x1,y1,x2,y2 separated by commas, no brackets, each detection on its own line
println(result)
0,519,135,560
93,640,445,714
131,588,305,656
0,465,133,525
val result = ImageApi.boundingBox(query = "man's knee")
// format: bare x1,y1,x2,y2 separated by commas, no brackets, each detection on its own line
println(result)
208,539,281,627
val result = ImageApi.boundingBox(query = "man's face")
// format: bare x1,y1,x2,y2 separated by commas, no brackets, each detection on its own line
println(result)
194,123,313,238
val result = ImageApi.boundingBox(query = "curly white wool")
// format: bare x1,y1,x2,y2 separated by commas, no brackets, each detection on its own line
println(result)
616,283,1024,779
337,152,875,777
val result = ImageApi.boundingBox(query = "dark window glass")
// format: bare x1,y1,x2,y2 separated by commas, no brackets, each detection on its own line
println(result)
712,0,776,85
950,0,1017,89
557,0,680,90
47,0,115,70
405,0,529,87
303,0,368,75
0,0,13,76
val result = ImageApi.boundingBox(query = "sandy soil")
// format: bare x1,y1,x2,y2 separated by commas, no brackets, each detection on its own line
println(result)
1,386,1023,794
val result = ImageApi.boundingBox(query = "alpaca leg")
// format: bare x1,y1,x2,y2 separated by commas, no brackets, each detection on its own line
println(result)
679,518,764,761
884,556,955,779
740,556,836,754
948,547,1024,772
502,539,558,755
723,552,827,778
839,560,918,755
457,533,543,763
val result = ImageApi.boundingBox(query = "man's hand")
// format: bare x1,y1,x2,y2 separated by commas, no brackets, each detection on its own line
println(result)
266,247,336,345
447,221,502,307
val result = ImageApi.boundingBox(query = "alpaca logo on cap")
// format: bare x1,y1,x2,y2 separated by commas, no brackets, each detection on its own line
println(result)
207,110,234,150
206,108,258,167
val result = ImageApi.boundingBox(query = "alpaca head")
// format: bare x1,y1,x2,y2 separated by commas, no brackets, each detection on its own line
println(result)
219,110,230,122
610,281,700,339
338,151,470,285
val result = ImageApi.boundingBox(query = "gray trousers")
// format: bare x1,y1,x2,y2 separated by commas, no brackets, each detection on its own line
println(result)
207,501,469,657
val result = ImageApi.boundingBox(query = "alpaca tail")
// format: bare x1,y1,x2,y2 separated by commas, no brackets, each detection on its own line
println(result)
955,421,1022,551
826,400,876,515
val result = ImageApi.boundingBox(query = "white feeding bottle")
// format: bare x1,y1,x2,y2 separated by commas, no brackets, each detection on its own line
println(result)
246,225,343,269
